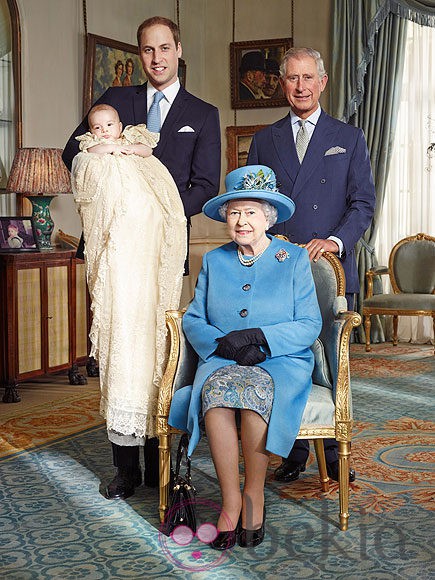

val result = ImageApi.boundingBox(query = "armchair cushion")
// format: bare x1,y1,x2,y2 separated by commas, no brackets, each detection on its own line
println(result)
300,383,335,427
364,293,435,310
311,338,333,389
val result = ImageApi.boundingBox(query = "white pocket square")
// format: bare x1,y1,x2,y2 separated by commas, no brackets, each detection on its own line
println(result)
324,146,346,156
178,126,195,133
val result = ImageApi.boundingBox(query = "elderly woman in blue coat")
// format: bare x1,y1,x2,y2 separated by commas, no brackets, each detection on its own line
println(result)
169,165,322,550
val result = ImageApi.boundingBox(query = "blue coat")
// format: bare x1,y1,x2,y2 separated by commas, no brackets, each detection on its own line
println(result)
168,236,322,458
248,110,376,293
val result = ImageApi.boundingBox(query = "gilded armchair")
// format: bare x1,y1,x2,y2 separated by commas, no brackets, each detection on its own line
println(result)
156,251,361,530
363,233,435,352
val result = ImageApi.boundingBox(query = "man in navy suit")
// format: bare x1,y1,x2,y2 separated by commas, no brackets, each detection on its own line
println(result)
248,47,375,483
62,16,221,500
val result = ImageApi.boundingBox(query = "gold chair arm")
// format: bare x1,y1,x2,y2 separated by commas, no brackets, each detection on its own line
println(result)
365,267,389,298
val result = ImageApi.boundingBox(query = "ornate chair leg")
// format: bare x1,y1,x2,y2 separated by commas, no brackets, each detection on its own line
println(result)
338,440,351,531
159,433,172,523
313,438,329,492
392,314,399,346
364,314,372,352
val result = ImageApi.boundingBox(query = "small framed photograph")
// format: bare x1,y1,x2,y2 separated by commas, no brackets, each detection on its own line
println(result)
0,217,40,252
230,37,292,109
226,125,267,173
83,33,187,114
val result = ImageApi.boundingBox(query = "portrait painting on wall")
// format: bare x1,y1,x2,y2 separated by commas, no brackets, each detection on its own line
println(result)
226,125,266,173
83,34,186,114
230,38,292,109
0,217,40,251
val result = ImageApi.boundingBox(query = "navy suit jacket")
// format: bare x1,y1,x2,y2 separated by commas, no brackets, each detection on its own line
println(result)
62,83,221,220
248,110,376,293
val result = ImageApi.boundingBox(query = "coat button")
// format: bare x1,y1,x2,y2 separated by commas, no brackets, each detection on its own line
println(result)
313,204,318,210
242,284,251,291
320,178,326,184
239,309,248,317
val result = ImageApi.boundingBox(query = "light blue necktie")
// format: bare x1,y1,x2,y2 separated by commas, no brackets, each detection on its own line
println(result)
147,91,165,133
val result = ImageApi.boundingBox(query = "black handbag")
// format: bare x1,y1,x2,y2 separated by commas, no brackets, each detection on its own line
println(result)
162,433,197,537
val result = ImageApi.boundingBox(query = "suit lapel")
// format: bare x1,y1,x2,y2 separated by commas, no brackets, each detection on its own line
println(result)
292,111,338,198
273,115,300,188
154,86,190,157
132,83,148,124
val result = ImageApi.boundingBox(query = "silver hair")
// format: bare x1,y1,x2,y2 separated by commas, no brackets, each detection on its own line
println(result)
218,200,278,229
279,47,326,79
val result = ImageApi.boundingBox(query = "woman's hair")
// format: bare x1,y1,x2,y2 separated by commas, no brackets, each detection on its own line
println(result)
279,47,326,79
125,58,134,72
218,200,278,228
115,60,124,74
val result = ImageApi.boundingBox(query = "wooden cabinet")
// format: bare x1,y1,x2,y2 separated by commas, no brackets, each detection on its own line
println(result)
0,249,89,402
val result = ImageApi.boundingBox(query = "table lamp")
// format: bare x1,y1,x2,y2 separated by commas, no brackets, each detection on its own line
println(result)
6,148,71,250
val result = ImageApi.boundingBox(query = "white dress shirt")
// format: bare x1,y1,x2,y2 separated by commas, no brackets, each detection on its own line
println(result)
147,79,181,128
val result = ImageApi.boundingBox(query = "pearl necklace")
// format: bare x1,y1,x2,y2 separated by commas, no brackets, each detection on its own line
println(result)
237,242,269,267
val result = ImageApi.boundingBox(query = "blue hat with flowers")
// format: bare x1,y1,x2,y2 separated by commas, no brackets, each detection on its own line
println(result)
203,165,295,223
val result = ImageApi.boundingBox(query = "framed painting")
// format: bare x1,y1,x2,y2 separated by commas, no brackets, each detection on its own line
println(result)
0,216,40,251
83,34,186,113
226,125,266,173
230,37,292,109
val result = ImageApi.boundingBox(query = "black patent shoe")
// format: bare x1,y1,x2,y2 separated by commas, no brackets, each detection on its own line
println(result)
274,460,306,482
239,508,266,548
326,461,356,483
210,518,241,551
104,467,142,500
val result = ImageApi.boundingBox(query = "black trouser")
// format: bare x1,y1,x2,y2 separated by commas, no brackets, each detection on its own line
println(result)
286,438,339,464
287,292,356,465
112,437,159,473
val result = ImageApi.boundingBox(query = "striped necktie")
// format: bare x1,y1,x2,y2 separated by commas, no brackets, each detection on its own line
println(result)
295,119,310,163
147,91,165,133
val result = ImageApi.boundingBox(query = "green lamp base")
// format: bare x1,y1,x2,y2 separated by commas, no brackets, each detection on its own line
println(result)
27,195,57,250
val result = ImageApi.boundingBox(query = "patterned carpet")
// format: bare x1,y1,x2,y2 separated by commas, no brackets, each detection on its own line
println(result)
0,344,434,579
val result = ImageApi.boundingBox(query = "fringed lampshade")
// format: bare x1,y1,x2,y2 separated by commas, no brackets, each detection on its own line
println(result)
6,148,71,249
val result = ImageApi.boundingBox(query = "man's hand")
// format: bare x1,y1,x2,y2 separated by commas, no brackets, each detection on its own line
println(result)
305,238,339,262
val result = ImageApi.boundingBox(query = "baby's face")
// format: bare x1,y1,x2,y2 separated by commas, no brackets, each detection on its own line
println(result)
89,110,122,140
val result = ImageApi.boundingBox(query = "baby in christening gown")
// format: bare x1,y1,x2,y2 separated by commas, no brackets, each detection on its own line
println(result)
71,103,187,445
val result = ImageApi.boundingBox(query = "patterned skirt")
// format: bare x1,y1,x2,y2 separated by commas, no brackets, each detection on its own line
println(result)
202,365,274,424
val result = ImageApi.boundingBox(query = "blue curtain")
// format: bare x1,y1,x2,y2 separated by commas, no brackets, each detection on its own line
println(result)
330,0,435,342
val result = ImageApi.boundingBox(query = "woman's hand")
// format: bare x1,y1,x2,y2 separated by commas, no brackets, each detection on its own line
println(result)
214,328,267,360
234,345,266,366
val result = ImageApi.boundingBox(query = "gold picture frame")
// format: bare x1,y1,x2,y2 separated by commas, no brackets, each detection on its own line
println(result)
226,125,266,173
83,34,186,114
230,37,292,109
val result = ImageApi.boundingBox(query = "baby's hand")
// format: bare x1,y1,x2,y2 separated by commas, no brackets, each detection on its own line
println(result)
119,144,153,158
87,143,121,155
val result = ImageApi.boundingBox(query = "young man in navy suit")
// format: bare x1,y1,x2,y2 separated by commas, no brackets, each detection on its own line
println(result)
63,16,221,500
248,47,376,484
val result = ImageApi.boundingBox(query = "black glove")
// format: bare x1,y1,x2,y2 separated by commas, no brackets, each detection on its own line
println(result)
235,345,266,366
214,328,267,360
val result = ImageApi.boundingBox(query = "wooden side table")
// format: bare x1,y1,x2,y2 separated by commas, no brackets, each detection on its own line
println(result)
0,249,89,402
